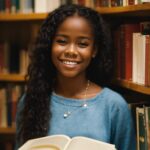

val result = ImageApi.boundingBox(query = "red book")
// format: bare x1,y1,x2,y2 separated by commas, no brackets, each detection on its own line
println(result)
5,0,11,13
94,0,101,7
128,0,135,5
121,24,140,80
145,35,150,87
113,28,121,79
77,0,86,6
11,85,21,127
0,43,4,73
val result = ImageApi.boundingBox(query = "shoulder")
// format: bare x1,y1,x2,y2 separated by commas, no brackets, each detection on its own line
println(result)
98,87,129,110
99,88,132,123
100,87,126,102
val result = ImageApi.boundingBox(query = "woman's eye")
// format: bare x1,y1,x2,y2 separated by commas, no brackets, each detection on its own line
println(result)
78,42,88,48
56,39,67,45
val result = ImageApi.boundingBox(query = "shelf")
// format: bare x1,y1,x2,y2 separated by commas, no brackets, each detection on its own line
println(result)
0,74,25,82
0,127,16,134
0,4,150,21
96,4,150,16
0,12,48,21
114,79,150,95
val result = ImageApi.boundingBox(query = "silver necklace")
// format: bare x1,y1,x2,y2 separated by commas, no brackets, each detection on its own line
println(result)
63,80,90,119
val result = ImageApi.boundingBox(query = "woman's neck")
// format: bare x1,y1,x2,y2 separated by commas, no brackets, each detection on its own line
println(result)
54,76,88,99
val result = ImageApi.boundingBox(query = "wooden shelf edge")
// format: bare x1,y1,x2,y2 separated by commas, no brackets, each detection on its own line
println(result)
96,3,150,14
0,74,25,82
0,12,48,21
0,127,16,134
114,79,150,95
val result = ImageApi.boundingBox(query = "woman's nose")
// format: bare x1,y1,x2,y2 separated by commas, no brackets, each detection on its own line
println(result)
64,44,78,58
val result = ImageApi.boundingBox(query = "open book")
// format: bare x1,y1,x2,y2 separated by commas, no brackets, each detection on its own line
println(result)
18,134,116,150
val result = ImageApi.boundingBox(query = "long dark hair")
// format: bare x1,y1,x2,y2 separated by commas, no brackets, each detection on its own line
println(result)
16,4,113,147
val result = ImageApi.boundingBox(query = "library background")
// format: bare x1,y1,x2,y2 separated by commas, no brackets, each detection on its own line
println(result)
0,0,150,150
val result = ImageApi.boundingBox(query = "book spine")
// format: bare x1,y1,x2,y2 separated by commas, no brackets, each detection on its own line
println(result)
120,25,125,79
137,34,146,85
132,33,140,83
0,43,4,73
145,107,150,150
11,0,16,13
124,24,140,81
145,35,150,87
0,0,5,13
5,0,11,13
136,107,147,150
34,0,47,13
77,0,86,5
0,88,7,127
113,28,121,78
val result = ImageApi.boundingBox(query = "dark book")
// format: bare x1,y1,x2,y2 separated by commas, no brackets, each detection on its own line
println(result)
136,107,148,150
144,106,150,149
9,43,20,73
0,0,5,12
140,22,150,35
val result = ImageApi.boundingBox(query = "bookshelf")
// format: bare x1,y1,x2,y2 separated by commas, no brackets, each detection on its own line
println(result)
0,2,149,119
0,127,15,134
96,3,150,16
0,13,48,21
113,79,150,95
0,3,149,22
0,3,150,150
0,74,25,82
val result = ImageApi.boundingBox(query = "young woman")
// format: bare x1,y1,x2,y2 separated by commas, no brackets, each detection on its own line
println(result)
16,4,136,150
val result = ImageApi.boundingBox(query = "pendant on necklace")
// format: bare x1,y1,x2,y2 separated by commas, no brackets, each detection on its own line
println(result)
82,103,88,108
63,111,71,118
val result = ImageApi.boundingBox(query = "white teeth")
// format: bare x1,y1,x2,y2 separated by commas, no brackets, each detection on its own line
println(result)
63,61,77,65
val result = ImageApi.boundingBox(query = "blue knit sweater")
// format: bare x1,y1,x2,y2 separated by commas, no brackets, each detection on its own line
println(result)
16,88,136,150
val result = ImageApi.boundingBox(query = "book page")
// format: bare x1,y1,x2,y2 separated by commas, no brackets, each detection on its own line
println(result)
66,136,116,150
29,145,59,150
18,135,71,150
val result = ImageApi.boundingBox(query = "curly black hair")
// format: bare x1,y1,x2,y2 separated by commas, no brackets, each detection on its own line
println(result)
16,4,113,147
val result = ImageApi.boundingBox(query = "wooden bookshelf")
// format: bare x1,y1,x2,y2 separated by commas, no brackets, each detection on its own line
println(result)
96,4,150,16
0,4,150,149
0,127,16,143
0,74,25,82
114,79,150,95
0,127,16,134
0,13,48,21
0,4,150,22
0,4,149,91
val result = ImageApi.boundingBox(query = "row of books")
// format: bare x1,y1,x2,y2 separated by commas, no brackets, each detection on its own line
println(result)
113,22,150,86
96,0,150,7
0,41,29,74
0,0,150,14
0,84,25,128
0,0,60,13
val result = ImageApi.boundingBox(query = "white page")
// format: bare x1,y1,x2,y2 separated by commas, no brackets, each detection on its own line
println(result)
19,135,71,150
66,136,116,150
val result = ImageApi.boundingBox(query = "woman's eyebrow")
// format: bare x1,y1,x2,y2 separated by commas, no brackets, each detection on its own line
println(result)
55,34,67,38
78,36,92,40
55,34,92,40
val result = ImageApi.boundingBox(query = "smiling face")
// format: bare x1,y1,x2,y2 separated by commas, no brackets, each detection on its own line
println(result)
51,15,96,79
